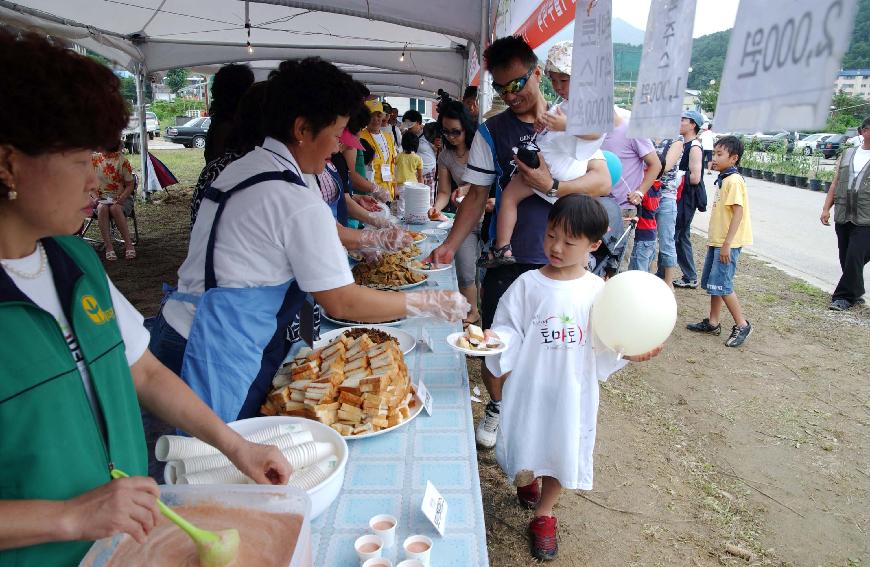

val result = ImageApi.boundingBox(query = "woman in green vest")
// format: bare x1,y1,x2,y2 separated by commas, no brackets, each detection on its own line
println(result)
0,32,291,566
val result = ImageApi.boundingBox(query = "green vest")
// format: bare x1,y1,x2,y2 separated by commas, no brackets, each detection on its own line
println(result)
834,147,870,226
0,237,147,567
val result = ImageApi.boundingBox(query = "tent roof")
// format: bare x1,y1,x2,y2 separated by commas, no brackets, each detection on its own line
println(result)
0,0,484,98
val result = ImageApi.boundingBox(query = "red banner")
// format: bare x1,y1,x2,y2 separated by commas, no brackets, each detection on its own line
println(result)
514,0,577,49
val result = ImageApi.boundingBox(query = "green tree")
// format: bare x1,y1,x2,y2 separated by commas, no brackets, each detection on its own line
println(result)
826,89,870,132
842,0,870,68
539,74,556,102
699,81,719,113
165,68,189,94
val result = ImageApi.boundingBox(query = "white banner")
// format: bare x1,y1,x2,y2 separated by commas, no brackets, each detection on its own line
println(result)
714,0,858,132
627,0,698,139
567,0,614,135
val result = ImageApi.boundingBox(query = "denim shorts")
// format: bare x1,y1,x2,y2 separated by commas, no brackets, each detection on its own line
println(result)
701,246,742,296
655,197,678,268
628,240,657,272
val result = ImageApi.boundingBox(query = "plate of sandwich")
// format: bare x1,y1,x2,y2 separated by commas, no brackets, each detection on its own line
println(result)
265,331,424,439
407,259,452,274
446,324,507,356
315,325,416,356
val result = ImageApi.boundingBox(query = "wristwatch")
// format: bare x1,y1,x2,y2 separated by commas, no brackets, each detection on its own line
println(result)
546,178,560,198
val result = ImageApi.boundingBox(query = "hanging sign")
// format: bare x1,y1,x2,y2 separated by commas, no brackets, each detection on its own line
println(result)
714,0,858,132
567,0,614,135
627,0,698,139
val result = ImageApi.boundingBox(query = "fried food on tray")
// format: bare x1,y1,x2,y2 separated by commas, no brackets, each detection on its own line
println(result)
263,334,417,436
407,231,425,242
352,253,426,289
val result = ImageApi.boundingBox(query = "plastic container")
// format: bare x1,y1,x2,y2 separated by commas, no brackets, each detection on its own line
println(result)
79,484,313,567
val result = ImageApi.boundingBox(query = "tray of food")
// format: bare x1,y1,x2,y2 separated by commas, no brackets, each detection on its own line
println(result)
446,324,507,356
352,254,428,290
347,243,422,263
315,326,415,355
406,230,427,243
407,259,452,274
263,332,422,439
321,311,406,327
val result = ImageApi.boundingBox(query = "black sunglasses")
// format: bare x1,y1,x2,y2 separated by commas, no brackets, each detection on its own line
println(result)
491,65,536,96
442,128,464,138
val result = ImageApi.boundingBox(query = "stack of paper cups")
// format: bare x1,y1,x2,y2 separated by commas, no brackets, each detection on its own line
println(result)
287,457,339,490
179,464,251,485
156,424,309,462
270,430,315,450
283,442,334,470
402,182,430,224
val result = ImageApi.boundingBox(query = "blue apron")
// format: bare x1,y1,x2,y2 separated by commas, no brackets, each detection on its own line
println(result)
174,170,309,423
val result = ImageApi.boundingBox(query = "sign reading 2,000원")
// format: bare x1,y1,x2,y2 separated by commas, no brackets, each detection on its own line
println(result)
715,0,858,133
568,0,615,136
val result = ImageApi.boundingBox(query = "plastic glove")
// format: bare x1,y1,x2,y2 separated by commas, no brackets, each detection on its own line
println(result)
405,290,471,322
358,227,413,251
360,250,383,264
362,213,393,229
372,186,391,202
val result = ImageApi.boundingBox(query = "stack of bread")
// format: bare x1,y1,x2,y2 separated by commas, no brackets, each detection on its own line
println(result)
262,333,417,436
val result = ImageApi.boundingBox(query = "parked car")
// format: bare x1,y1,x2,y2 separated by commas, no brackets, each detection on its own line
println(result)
165,117,211,148
759,131,798,153
795,132,834,156
819,134,849,159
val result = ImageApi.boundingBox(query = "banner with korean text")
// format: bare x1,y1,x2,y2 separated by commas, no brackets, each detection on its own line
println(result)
627,0,697,139
714,0,858,132
567,0,614,135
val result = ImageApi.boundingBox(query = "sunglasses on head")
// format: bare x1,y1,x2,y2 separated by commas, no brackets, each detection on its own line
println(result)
442,128,464,138
491,65,535,96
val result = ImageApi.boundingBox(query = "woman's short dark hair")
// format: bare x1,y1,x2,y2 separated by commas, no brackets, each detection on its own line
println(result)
547,194,609,242
0,32,128,157
463,86,478,101
263,58,361,144
484,35,538,72
225,81,268,154
437,100,477,151
401,130,419,153
208,63,254,120
402,109,423,125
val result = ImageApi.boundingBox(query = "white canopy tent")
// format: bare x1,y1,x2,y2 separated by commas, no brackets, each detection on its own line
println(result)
0,0,489,193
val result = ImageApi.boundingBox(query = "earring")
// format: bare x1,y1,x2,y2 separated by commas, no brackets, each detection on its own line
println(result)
6,186,16,200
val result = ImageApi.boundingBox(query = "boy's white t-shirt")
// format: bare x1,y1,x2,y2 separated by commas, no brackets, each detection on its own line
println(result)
163,137,354,338
2,247,150,429
485,269,626,490
852,147,870,181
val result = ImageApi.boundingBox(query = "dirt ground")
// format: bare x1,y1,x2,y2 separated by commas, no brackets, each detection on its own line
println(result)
111,149,869,567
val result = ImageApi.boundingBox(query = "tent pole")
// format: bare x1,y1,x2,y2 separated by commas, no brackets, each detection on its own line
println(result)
478,0,489,122
134,66,149,201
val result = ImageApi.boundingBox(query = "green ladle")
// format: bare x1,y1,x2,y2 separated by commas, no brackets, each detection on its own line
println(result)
110,469,240,567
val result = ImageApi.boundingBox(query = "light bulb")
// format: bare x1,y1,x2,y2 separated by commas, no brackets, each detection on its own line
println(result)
420,78,425,85
246,41,253,54
400,53,405,62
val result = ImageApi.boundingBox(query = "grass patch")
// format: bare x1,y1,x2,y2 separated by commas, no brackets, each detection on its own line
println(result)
128,149,205,190
788,280,826,299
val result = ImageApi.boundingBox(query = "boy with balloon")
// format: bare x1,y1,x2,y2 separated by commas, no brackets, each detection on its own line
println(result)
482,194,675,560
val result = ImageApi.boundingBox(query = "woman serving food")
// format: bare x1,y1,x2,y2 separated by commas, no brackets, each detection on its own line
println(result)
0,33,291,566
148,58,469,429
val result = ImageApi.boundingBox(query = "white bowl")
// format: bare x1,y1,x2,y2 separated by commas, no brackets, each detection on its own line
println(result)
228,417,347,519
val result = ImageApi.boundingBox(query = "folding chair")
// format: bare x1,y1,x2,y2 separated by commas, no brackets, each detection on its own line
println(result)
78,174,140,248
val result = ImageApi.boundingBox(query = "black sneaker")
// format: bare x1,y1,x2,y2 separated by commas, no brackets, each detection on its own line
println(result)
673,278,698,289
725,321,753,347
828,299,854,311
686,318,721,335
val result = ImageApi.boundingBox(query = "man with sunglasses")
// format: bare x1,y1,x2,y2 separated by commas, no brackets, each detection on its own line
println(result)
430,35,611,450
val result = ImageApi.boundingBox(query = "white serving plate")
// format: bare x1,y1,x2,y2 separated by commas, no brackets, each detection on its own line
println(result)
437,220,454,230
446,331,508,357
360,275,429,291
421,228,447,240
407,260,452,274
321,311,406,327
314,325,416,356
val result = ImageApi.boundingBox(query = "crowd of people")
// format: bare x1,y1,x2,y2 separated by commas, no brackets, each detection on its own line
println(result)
0,25,867,566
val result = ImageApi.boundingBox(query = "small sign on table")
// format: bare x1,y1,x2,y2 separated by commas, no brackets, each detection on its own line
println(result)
421,480,448,536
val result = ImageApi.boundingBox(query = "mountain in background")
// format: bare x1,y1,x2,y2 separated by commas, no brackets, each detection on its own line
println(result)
612,17,646,45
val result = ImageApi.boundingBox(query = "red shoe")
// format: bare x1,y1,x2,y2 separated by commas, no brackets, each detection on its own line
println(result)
516,479,540,509
529,515,558,561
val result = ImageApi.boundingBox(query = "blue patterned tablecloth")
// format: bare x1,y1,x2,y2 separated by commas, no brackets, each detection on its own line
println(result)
311,226,489,567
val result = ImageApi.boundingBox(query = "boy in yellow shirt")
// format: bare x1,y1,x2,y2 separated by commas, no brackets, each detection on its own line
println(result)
395,130,424,186
687,136,754,347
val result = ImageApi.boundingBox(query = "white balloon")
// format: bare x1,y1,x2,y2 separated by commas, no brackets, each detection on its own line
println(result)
591,271,677,356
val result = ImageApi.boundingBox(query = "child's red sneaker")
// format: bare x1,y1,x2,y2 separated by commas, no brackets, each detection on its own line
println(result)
529,515,558,560
516,479,540,508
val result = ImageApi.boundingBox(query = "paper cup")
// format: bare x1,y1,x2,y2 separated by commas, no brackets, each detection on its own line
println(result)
179,464,250,485
395,561,425,567
155,435,221,461
286,456,339,490
354,534,384,564
369,514,397,549
362,559,392,567
402,535,432,567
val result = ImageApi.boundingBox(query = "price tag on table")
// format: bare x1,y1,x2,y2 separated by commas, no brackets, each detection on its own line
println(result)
421,480,448,536
420,327,435,352
416,378,433,416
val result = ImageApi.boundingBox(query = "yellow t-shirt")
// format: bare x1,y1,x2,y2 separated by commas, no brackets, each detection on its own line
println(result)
395,152,423,185
708,173,753,248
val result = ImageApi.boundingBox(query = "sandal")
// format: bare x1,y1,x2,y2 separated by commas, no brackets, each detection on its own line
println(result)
124,248,137,260
477,244,517,269
105,249,117,261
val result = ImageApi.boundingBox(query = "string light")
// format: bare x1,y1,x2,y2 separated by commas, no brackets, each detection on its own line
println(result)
400,44,406,62
244,1,253,54
420,77,425,85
